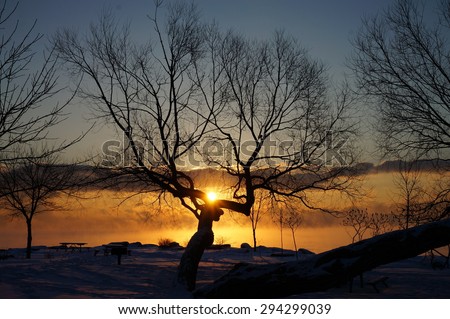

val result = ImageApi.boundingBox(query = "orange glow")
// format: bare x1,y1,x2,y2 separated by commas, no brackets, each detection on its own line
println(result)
1,171,448,252
207,191,217,202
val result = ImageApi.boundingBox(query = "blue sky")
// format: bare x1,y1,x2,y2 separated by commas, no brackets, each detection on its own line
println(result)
13,0,399,160
17,0,394,75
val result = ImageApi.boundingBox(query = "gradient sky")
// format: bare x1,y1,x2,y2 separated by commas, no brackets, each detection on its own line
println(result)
17,0,395,73
13,0,398,160
2,0,445,249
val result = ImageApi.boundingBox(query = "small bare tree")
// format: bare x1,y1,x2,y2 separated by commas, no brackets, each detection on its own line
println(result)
368,212,394,236
248,189,269,251
270,197,287,254
342,208,371,243
392,160,424,229
0,152,81,258
282,203,303,260
343,207,395,242
413,160,450,224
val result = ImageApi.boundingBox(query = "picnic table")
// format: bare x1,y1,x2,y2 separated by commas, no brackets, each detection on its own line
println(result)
0,249,11,260
59,242,87,252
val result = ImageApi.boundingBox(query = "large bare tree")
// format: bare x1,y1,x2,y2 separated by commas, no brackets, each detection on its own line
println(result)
351,0,450,156
54,1,358,292
351,0,450,223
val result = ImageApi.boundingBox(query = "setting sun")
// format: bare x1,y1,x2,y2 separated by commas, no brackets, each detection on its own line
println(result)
207,192,217,202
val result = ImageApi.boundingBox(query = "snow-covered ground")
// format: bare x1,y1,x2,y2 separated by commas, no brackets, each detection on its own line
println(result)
1,244,449,298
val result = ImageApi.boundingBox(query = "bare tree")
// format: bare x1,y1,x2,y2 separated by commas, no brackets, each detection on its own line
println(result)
268,198,304,258
351,1,450,263
343,207,395,243
270,197,287,254
281,202,303,260
351,0,450,156
392,160,424,229
54,3,242,291
54,2,358,292
369,211,395,236
248,189,269,251
0,0,73,161
390,159,450,263
388,159,450,230
0,151,82,258
342,207,371,243
413,160,450,224
0,0,90,259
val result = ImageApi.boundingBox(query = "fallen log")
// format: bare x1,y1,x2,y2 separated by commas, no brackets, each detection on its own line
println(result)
194,218,450,298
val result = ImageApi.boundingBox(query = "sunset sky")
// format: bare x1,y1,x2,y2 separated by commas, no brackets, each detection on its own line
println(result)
2,1,446,251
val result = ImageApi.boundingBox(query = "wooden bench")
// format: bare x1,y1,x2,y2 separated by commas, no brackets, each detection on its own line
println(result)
367,276,389,293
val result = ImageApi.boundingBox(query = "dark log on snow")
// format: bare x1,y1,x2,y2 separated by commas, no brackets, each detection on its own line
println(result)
194,218,450,298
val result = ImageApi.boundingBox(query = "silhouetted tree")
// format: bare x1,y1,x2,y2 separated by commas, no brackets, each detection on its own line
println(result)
248,190,269,251
269,197,287,254
369,212,395,236
352,0,450,155
392,160,424,229
54,1,358,292
342,208,371,243
282,202,303,260
388,159,450,229
0,151,81,258
351,0,450,240
343,207,395,242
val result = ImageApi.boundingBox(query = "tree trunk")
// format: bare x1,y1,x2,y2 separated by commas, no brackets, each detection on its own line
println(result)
26,219,32,259
291,228,298,260
252,226,257,252
194,218,450,298
177,205,223,291
279,215,284,254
